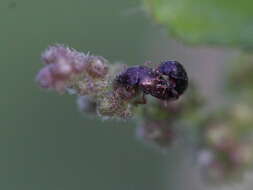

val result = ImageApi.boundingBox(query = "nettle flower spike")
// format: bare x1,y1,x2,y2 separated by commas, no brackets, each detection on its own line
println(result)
37,45,109,94
36,44,189,119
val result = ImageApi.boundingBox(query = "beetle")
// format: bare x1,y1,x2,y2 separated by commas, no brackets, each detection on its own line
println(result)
115,61,188,104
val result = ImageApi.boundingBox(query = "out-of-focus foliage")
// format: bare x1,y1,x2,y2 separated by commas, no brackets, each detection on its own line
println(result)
195,54,253,183
226,55,253,99
143,0,253,49
197,104,253,183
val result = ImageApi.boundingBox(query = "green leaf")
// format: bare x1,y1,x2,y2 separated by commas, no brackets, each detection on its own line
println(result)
143,0,253,49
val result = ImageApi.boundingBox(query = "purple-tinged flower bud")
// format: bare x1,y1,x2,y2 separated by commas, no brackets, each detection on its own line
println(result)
36,45,110,94
41,45,73,65
36,67,54,88
85,56,109,78
37,45,88,92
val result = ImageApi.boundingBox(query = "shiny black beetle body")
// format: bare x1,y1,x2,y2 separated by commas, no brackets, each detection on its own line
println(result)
115,61,188,102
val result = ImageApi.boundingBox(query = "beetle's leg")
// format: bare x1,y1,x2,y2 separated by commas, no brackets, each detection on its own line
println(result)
133,93,147,105
171,88,179,99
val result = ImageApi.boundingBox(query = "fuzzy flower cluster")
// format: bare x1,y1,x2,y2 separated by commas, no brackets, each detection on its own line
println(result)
136,85,203,149
196,103,253,183
191,55,253,184
36,45,109,94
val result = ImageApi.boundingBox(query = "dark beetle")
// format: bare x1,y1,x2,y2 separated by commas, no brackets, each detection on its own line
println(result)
115,61,188,103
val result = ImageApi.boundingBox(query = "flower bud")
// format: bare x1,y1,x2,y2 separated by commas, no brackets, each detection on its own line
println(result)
85,56,109,78
77,96,97,115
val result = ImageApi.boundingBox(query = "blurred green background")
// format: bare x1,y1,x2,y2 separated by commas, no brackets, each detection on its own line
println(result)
0,0,174,189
